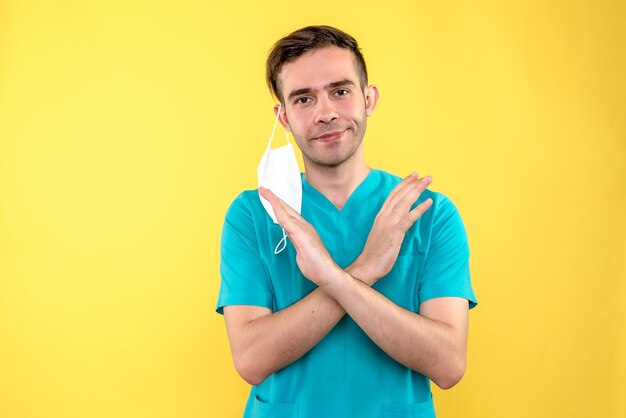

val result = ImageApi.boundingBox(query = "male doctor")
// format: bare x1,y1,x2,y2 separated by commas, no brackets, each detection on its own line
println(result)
216,25,477,418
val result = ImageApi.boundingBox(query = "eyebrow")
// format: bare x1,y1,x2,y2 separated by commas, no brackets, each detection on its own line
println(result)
287,79,356,101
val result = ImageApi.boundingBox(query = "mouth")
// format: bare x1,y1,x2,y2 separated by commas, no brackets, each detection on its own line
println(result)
314,129,347,143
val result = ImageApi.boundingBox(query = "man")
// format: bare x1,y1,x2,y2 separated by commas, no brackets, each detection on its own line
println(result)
216,25,477,418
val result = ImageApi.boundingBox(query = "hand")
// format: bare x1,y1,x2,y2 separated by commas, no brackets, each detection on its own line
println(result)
353,173,433,284
258,187,344,288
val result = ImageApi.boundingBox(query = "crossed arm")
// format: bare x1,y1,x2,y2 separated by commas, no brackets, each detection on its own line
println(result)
223,174,470,389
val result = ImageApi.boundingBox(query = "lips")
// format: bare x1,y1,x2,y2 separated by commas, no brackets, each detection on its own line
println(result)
315,129,346,143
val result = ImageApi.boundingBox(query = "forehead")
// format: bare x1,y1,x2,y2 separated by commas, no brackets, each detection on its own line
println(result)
278,46,360,95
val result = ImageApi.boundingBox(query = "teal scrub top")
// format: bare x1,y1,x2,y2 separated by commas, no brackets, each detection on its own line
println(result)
216,169,477,418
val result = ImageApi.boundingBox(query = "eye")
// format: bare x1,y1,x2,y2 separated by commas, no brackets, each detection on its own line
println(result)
334,89,349,96
295,97,311,105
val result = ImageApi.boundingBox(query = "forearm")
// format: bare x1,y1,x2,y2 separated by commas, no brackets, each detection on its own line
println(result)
238,264,368,385
324,271,466,389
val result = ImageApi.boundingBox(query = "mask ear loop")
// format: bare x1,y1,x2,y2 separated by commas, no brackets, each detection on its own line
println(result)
269,103,290,256
269,103,282,147
269,103,292,148
274,228,288,254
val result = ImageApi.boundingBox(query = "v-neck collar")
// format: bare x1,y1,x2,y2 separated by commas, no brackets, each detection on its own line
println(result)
301,169,380,216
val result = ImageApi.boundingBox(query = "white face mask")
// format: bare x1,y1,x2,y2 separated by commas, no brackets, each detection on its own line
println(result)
257,104,302,254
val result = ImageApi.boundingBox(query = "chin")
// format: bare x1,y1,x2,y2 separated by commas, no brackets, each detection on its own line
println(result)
302,139,362,168
309,152,357,168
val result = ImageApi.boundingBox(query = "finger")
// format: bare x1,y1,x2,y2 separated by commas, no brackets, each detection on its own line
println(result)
259,187,303,219
404,175,432,206
394,173,419,197
380,172,418,211
258,186,285,214
259,187,295,226
259,186,292,217
259,187,310,240
406,197,433,224
390,175,432,213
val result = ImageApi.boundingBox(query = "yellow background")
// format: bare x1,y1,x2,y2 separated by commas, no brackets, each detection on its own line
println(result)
1,1,624,417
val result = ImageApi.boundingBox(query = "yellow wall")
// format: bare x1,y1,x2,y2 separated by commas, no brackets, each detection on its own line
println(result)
1,1,624,417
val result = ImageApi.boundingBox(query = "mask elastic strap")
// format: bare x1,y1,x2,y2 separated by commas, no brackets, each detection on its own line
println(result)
274,228,288,254
268,103,291,148
267,104,291,256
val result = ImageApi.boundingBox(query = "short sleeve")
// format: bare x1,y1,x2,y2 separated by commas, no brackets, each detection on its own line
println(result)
418,193,477,309
215,192,273,315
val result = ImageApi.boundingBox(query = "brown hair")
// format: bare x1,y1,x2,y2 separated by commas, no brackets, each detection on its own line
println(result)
266,25,368,103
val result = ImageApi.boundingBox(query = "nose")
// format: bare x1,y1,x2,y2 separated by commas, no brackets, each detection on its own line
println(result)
314,96,338,125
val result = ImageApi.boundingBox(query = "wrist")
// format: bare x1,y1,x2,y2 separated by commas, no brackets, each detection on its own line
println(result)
346,255,374,286
321,268,353,295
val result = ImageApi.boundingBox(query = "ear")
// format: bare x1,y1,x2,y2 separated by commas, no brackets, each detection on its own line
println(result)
364,85,379,117
273,104,291,132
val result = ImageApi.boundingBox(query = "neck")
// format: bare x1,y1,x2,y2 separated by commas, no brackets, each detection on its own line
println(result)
303,146,371,210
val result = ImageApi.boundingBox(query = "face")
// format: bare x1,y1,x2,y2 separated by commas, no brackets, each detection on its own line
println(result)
275,46,379,168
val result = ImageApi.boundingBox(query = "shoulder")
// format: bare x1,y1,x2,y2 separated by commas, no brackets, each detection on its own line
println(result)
226,190,259,217
372,169,457,211
421,190,467,246
426,189,459,214
422,188,463,228
221,189,270,249
224,189,262,221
